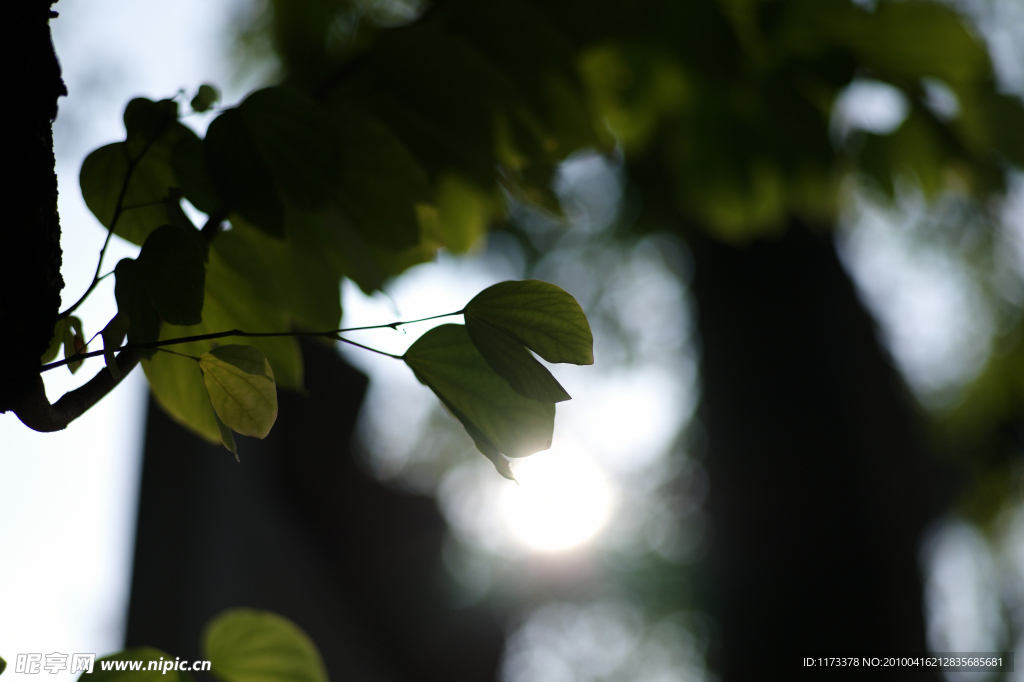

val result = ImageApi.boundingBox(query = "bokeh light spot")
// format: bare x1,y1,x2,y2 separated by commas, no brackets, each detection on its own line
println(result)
498,445,614,552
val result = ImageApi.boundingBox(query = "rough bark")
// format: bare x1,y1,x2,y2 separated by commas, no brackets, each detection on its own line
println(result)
689,223,950,680
2,1,66,413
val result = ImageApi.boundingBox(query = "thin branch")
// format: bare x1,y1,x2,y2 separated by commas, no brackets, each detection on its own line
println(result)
334,336,403,359
156,347,199,360
341,310,464,332
40,310,464,372
59,122,172,320
13,349,141,433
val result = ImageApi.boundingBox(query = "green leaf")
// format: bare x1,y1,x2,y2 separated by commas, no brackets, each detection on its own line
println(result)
332,111,433,250
213,406,238,457
64,316,86,374
203,609,328,682
327,208,436,294
231,208,343,331
41,317,70,364
276,240,343,332
100,313,131,379
80,122,195,246
138,225,206,325
240,86,343,212
205,108,285,238
1,654,6,676
124,98,179,160
204,227,304,388
144,226,304,446
114,258,162,357
78,647,181,682
200,345,278,439
404,324,554,458
439,393,517,480
463,279,594,365
192,83,220,113
834,1,990,88
465,315,570,402
143,344,221,443
171,132,225,215
436,173,492,253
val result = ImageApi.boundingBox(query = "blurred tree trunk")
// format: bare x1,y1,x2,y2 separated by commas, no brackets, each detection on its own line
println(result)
126,339,505,681
689,222,947,680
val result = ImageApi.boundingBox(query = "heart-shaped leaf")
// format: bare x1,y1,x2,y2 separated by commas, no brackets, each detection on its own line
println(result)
465,315,570,402
100,313,131,379
203,609,327,682
138,225,206,325
191,83,220,113
205,108,285,238
463,279,593,365
404,324,554,459
200,345,278,439
240,86,343,212
41,317,70,364
212,406,238,458
64,316,86,374
114,258,162,357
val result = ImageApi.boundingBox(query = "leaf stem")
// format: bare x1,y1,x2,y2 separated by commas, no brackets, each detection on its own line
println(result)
342,310,464,332
157,347,200,361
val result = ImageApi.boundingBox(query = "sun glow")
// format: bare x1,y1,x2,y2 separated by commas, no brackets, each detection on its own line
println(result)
497,445,615,552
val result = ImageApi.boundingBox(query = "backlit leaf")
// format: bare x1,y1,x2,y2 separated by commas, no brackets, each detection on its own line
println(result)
332,111,433,250
41,317,69,364
436,173,492,253
100,313,131,380
191,83,220,113
466,315,570,402
213,406,238,457
404,324,554,458
114,258,161,356
124,98,179,159
464,280,594,365
64,316,85,374
138,225,206,325
240,86,343,212
205,109,285,238
143,343,221,444
200,345,278,439
171,133,225,215
80,137,195,245
203,609,327,682
204,226,304,388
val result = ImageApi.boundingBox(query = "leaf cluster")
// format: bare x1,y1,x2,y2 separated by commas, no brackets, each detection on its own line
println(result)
65,89,595,468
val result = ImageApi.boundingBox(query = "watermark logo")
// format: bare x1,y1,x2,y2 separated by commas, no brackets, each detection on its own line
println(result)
14,654,94,675
70,654,96,675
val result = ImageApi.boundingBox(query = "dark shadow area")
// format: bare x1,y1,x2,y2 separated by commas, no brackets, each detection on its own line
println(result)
125,338,505,681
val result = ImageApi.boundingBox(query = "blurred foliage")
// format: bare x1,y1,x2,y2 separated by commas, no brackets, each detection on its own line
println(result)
233,0,1024,513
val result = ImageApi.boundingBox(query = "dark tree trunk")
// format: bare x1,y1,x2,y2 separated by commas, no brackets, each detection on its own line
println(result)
689,223,948,680
126,339,506,681
2,1,65,413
